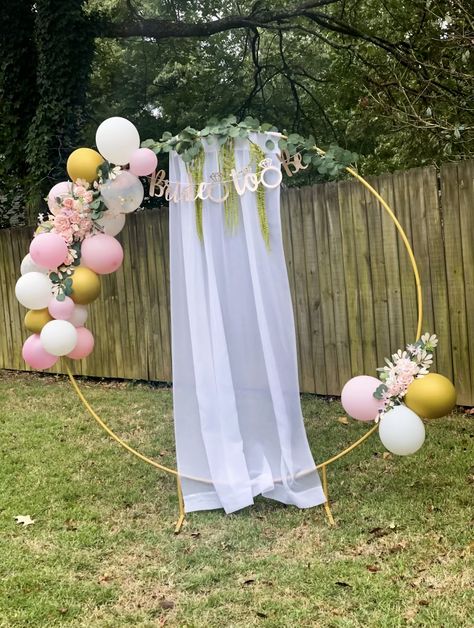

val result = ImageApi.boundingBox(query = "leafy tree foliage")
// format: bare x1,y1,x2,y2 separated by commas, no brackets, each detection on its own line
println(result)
1,0,473,225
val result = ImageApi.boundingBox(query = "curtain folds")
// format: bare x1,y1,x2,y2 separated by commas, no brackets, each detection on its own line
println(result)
169,133,326,513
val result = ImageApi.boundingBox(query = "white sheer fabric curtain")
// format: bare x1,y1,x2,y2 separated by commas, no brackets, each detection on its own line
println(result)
169,133,326,513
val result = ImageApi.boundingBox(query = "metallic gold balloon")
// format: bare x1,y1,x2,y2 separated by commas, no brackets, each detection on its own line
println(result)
24,308,53,333
70,267,101,305
66,148,104,183
405,373,457,419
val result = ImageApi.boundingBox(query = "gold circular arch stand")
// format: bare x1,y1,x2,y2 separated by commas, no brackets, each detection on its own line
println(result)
66,147,423,533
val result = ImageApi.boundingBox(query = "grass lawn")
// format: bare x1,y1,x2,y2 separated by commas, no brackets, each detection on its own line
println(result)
0,370,472,627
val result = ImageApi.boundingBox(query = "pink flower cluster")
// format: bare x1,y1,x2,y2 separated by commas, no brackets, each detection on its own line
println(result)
49,180,94,265
377,334,437,411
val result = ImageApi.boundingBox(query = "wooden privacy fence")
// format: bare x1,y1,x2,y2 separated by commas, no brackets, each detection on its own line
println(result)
1,160,473,405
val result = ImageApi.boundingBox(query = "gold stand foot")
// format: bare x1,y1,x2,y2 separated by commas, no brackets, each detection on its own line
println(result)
321,464,335,526
174,475,186,534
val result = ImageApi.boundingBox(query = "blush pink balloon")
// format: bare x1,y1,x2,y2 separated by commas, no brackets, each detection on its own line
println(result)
80,233,123,274
48,181,72,213
129,148,158,176
30,232,68,270
67,327,94,359
22,334,58,370
341,375,384,421
48,296,75,320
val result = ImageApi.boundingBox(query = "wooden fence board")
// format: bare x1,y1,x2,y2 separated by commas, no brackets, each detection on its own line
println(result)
440,163,471,404
338,180,364,376
1,162,474,405
312,184,339,395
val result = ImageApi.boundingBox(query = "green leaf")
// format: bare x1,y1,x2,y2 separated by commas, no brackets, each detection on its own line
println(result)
373,384,388,400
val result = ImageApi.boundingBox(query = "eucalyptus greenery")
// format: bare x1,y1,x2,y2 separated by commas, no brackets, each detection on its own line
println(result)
142,115,358,178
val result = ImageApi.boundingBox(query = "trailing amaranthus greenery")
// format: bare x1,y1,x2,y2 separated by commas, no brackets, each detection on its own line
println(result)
249,142,270,249
220,138,239,232
188,148,205,241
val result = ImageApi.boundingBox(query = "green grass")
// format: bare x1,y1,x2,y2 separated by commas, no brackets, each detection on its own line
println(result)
0,371,472,627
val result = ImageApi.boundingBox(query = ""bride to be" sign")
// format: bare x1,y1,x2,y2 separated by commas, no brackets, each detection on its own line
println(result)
149,151,308,204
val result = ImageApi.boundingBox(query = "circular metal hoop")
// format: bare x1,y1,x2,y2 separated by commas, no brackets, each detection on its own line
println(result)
66,149,423,501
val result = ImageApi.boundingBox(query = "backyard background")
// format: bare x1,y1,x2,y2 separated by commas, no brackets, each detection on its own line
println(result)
1,159,473,404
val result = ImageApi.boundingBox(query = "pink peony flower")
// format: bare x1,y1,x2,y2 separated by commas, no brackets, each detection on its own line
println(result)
83,190,94,203
62,197,74,209
53,214,71,231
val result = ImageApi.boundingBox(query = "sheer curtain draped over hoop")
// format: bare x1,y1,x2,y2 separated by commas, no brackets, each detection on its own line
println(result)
169,133,326,513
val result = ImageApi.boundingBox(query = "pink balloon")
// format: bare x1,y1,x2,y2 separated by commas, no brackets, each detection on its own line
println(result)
30,232,68,270
341,375,384,421
22,334,58,370
129,148,158,176
80,234,123,274
48,296,75,320
48,181,72,213
67,327,94,359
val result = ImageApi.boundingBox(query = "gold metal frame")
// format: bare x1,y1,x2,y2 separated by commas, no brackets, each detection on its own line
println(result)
66,148,423,532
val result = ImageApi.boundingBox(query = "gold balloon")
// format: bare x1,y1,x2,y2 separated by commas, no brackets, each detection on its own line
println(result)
24,308,53,333
70,267,101,304
66,148,104,183
405,373,456,419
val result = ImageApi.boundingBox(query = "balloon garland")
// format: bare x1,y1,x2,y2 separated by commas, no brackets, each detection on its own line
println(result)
14,117,457,530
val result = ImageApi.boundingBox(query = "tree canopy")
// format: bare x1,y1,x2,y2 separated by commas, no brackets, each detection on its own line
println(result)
1,0,473,226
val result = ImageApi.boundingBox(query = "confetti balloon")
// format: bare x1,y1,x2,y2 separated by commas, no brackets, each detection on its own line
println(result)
96,210,126,236
100,170,144,214
48,181,72,213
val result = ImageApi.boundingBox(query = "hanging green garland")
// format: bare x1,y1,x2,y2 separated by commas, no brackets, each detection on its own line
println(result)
143,115,358,247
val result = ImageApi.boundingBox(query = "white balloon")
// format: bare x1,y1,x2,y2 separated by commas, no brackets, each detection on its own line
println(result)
20,254,48,276
40,320,78,356
96,210,126,236
68,304,88,327
100,171,144,214
379,405,425,456
95,117,140,165
15,272,53,309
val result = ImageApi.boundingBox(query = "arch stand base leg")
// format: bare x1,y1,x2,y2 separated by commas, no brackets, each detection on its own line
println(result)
175,475,186,534
321,464,335,526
